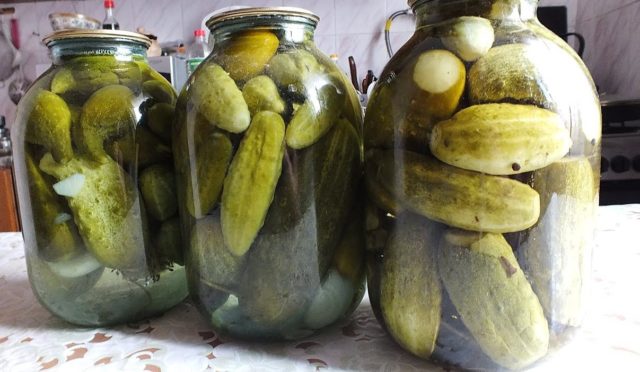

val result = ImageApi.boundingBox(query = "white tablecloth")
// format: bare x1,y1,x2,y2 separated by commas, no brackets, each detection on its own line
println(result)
1,205,639,371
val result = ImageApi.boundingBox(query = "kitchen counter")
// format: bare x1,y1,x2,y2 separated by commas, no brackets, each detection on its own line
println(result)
0,205,639,371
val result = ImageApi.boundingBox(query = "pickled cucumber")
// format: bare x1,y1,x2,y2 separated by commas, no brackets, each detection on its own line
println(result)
39,153,148,272
154,217,183,267
190,214,246,292
189,63,251,133
146,102,175,143
519,158,596,328
363,84,396,149
65,55,118,70
26,90,73,163
364,51,463,151
381,214,442,358
303,269,355,330
267,49,324,91
26,152,82,262
430,104,572,175
74,71,120,96
53,56,133,101
261,149,314,233
438,230,549,370
219,30,279,81
371,150,540,233
332,214,366,283
242,75,286,116
262,123,360,277
75,85,136,160
52,66,120,102
186,129,233,219
285,81,343,149
308,119,362,271
68,104,81,128
50,69,76,95
365,157,403,215
265,116,360,237
115,62,144,93
139,164,178,222
105,126,172,168
441,16,494,62
238,207,322,327
142,80,177,105
468,43,551,107
413,49,466,98
221,111,285,256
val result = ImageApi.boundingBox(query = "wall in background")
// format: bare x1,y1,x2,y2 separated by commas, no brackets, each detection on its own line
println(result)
1,0,637,127
0,0,415,126
575,0,640,97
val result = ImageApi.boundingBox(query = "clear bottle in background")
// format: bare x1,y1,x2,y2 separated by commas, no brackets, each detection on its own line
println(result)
102,0,119,30
186,29,209,76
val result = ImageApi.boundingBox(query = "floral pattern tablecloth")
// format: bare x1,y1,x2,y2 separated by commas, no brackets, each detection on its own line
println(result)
1,205,639,371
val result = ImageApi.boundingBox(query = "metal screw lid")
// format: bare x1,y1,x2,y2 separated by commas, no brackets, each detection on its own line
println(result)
43,29,151,48
206,7,319,31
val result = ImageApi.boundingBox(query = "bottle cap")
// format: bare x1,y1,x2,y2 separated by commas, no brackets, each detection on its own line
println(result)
194,29,206,37
104,0,115,9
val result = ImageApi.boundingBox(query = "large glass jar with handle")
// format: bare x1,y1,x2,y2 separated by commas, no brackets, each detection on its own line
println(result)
364,0,601,369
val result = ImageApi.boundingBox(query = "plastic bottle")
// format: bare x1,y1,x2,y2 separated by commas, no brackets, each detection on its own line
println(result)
186,29,210,76
102,0,120,30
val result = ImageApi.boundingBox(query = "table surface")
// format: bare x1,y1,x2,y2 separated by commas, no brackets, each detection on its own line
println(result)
1,205,639,372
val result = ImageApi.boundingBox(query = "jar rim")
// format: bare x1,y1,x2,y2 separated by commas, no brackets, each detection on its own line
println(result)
205,6,319,31
43,30,151,48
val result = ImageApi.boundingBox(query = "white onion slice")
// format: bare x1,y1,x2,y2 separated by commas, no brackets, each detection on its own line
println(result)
53,173,85,197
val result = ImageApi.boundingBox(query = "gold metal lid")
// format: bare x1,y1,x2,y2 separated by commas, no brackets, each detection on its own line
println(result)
43,29,151,48
206,7,319,30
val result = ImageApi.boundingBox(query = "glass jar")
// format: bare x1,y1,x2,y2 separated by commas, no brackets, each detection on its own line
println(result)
174,7,365,340
364,0,601,370
12,30,187,326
